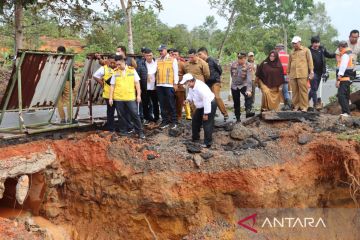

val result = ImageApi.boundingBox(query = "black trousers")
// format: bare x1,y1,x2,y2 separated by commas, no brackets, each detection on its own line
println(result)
338,81,351,114
192,101,217,146
142,90,160,122
115,101,143,134
231,87,253,120
105,99,116,131
157,86,177,124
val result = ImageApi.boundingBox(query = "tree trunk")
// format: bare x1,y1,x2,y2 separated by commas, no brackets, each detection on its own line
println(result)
120,0,134,54
218,8,236,60
14,0,24,53
282,23,288,52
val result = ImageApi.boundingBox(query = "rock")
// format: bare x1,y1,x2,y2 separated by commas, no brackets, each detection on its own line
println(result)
353,119,360,128
268,133,280,141
110,134,117,142
298,134,313,145
200,152,214,160
25,217,40,232
66,134,75,140
230,124,254,141
186,142,202,153
350,90,360,109
350,104,357,111
224,123,234,132
168,128,183,137
45,204,61,218
0,181,4,199
16,175,29,205
147,154,156,160
223,142,235,151
239,138,259,149
98,132,109,138
52,133,62,140
193,155,202,168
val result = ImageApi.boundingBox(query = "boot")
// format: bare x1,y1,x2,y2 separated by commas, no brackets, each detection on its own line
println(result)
281,99,292,111
245,110,255,118
185,102,192,120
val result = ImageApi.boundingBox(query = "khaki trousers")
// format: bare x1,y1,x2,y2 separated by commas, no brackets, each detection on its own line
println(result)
175,89,186,120
211,83,228,117
57,81,72,121
290,78,308,110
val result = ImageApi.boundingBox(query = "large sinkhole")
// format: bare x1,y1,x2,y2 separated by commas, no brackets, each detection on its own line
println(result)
0,128,359,239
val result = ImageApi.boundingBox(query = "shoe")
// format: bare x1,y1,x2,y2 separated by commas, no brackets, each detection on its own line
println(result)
340,113,350,117
159,122,169,129
139,132,146,139
60,119,66,124
201,144,211,148
236,118,241,123
127,129,134,134
224,115,229,122
245,112,255,118
143,120,150,126
170,123,178,129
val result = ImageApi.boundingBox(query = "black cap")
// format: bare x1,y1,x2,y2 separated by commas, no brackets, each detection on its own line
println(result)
157,44,167,51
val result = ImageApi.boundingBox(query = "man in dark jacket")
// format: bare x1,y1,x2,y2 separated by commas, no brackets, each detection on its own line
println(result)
197,47,229,121
309,36,336,109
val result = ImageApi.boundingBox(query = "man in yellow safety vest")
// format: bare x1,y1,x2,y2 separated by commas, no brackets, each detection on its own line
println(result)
109,55,145,139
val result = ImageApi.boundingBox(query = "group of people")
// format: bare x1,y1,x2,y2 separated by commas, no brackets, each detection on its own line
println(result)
255,29,359,117
92,45,229,147
57,29,359,147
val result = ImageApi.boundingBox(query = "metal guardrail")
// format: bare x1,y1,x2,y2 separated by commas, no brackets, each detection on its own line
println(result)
0,50,74,133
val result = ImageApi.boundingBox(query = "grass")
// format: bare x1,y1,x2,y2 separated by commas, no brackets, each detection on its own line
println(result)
337,132,360,142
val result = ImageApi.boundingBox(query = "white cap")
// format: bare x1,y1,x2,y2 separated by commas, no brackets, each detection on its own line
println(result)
180,73,195,84
291,36,301,43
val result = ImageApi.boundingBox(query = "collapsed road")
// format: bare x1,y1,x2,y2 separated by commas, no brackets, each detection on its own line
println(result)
0,111,359,240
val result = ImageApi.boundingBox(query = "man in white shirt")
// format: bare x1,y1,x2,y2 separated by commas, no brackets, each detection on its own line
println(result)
335,29,360,79
181,73,216,148
336,41,354,117
144,48,159,123
93,55,116,131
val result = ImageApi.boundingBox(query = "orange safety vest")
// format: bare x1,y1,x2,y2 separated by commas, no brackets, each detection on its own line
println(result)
336,48,354,81
278,50,289,75
156,55,175,85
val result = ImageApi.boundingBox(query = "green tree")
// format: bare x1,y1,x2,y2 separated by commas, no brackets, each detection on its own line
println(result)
295,2,338,51
259,0,314,51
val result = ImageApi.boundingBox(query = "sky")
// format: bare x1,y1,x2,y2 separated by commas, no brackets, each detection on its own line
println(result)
108,0,359,40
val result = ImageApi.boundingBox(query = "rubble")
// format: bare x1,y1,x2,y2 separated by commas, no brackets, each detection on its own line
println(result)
298,133,313,145
16,175,30,205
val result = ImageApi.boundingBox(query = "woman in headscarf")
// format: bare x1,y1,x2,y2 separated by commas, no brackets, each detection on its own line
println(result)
255,50,285,111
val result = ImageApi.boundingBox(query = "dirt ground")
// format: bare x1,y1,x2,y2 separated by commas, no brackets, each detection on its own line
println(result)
0,113,359,239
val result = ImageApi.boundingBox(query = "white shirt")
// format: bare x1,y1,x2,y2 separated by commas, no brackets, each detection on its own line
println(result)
156,54,179,88
187,80,215,114
146,60,157,90
338,54,350,76
335,40,360,65
110,67,140,85
93,66,105,79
